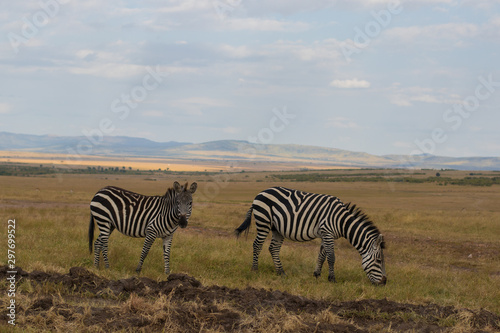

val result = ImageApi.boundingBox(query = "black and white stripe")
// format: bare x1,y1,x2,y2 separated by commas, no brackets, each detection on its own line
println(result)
89,181,197,274
235,186,386,285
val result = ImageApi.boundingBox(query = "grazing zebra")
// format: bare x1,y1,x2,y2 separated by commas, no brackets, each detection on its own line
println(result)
89,181,197,274
235,186,386,285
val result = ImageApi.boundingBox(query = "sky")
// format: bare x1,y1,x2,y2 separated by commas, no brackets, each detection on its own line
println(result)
1,0,500,157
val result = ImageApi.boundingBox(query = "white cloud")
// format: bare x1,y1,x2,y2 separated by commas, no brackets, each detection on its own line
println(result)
68,44,198,78
388,86,461,106
169,97,232,115
384,23,479,47
68,63,145,79
155,1,212,14
390,95,412,107
240,0,453,14
461,0,500,10
227,17,309,32
330,79,371,89
326,117,361,129
219,44,254,58
0,103,11,114
267,39,345,62
222,126,240,134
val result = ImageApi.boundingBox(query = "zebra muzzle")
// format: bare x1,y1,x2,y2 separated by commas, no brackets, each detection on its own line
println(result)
178,215,188,228
375,276,387,286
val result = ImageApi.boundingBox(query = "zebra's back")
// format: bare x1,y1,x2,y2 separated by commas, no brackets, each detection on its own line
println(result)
253,187,339,242
90,186,163,237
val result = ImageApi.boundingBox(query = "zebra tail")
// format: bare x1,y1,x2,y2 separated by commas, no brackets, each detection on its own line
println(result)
234,206,253,238
88,215,94,254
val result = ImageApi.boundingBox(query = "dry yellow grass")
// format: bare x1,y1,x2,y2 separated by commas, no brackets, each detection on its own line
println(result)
0,150,224,172
0,150,354,172
1,169,499,332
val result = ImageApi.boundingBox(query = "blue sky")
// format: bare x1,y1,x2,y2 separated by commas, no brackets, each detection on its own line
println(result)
1,0,499,157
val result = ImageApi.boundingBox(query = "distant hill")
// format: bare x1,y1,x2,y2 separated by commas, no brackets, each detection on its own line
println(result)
1,132,499,170
0,132,187,156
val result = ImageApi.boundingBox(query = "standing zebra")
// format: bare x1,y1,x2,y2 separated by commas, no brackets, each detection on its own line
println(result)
235,186,386,285
89,181,197,274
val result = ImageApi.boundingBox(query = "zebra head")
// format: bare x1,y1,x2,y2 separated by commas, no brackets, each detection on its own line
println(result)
173,181,197,228
361,234,386,285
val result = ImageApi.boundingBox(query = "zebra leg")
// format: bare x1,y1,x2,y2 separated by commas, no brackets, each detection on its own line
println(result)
161,234,174,275
252,238,263,271
136,231,157,273
94,233,111,269
93,237,103,268
100,235,111,269
323,238,336,282
269,230,286,276
251,223,271,272
100,225,114,269
93,223,113,269
313,243,327,278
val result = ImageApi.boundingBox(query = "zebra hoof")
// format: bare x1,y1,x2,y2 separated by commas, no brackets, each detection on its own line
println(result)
277,270,286,277
328,275,336,283
251,266,258,272
313,271,321,278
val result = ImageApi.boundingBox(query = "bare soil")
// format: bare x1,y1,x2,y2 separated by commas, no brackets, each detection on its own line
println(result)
1,265,499,332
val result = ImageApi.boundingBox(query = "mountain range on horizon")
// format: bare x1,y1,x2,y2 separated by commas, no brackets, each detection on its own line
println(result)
1,131,500,171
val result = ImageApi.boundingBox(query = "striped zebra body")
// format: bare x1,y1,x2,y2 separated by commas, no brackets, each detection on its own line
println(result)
235,187,386,285
89,181,197,274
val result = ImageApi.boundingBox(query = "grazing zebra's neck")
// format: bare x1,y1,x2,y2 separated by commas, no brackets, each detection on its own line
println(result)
338,203,381,255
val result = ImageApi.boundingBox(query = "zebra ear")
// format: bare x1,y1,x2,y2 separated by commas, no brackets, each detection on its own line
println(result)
173,181,182,193
189,182,197,194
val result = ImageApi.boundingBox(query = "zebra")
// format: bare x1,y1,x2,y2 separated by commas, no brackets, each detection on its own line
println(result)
88,181,197,274
235,186,386,285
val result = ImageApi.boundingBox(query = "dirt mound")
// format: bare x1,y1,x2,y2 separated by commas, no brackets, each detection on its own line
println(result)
1,265,499,332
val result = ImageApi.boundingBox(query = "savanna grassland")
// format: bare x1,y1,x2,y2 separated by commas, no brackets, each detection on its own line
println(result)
1,167,499,332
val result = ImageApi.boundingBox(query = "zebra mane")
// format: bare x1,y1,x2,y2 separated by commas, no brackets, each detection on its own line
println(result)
164,182,189,197
344,202,385,249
